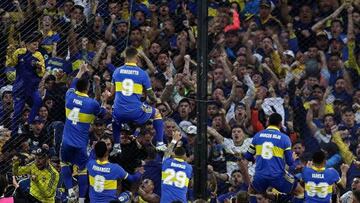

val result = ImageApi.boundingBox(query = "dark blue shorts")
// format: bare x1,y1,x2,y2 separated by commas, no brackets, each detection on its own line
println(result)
60,143,88,170
113,103,155,124
252,171,297,194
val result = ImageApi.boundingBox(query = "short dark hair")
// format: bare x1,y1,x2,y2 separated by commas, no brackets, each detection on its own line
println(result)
342,107,354,115
100,134,114,147
76,76,89,92
125,47,138,59
174,147,186,157
312,151,326,165
178,98,190,106
95,141,107,159
268,113,282,126
72,5,84,12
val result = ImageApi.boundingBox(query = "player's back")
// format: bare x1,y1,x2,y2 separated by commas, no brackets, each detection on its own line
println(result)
112,63,151,112
87,159,128,203
302,167,340,203
161,158,192,203
253,126,291,177
63,90,101,147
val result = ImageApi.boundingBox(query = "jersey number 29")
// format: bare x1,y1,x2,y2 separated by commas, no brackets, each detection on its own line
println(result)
163,168,187,188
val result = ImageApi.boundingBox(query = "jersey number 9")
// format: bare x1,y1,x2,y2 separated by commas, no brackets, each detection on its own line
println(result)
163,168,187,188
122,79,134,96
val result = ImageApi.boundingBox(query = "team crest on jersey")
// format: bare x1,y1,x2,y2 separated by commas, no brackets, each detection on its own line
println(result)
141,104,152,113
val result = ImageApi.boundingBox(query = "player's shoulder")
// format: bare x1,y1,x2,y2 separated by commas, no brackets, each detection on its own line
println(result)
14,48,27,56
302,166,311,173
325,167,340,176
87,159,96,168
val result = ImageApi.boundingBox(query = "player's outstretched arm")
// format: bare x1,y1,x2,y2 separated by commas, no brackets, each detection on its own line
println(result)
337,164,349,189
284,149,295,167
163,130,182,160
146,89,161,104
68,63,89,91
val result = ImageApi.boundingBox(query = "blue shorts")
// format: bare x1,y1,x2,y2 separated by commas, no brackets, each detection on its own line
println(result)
252,171,297,194
113,103,155,125
60,143,88,170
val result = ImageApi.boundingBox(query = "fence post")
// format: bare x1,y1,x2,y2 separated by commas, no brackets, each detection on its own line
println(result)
194,0,208,200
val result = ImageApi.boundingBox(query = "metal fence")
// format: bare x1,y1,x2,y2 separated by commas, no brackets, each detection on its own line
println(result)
0,0,359,202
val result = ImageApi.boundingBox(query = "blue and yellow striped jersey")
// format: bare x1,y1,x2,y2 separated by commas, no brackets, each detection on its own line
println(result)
46,57,72,74
161,158,192,203
62,79,105,147
41,30,60,57
112,63,151,112
302,166,340,203
246,126,293,177
6,48,45,93
87,159,128,203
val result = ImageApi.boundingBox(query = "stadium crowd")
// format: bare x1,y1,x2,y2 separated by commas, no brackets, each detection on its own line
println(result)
2,0,360,202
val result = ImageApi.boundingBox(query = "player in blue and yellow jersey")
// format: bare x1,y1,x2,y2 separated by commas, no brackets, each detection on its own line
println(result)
244,113,304,202
60,63,108,203
6,31,45,135
87,141,143,203
302,151,349,203
161,146,193,203
111,47,166,154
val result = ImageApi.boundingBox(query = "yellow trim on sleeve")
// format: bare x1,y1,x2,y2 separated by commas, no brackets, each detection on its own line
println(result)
32,51,45,77
6,48,27,67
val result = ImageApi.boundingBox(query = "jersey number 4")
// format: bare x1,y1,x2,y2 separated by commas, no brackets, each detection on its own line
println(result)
68,107,80,125
163,168,187,188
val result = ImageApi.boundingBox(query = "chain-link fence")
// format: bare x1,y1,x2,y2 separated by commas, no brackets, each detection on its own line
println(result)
1,0,360,202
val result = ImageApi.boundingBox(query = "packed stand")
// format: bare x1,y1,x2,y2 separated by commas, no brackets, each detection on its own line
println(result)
2,0,360,202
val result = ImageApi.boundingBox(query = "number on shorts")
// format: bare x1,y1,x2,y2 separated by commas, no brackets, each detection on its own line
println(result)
163,168,187,188
122,79,134,96
306,181,329,198
68,107,80,125
93,175,105,192
261,142,274,159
